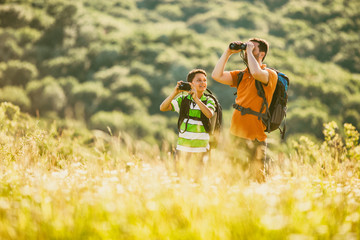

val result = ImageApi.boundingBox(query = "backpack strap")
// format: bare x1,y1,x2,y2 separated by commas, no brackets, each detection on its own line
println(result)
202,90,222,134
237,71,245,88
200,97,210,133
234,71,245,95
233,79,271,130
255,80,271,129
178,95,191,134
232,104,264,119
178,95,210,133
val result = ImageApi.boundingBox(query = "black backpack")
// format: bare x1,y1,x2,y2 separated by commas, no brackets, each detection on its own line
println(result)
178,89,222,149
233,68,289,139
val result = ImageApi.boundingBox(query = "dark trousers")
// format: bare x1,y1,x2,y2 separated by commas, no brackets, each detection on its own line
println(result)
231,136,267,182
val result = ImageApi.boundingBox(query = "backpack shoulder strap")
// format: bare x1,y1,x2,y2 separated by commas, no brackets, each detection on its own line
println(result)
255,80,270,128
236,71,244,88
234,71,245,96
177,95,191,133
200,94,211,133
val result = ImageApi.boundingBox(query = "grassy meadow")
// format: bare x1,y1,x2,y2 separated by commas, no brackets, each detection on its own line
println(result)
0,102,360,240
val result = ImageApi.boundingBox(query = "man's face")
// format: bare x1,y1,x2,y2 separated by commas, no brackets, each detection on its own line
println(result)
191,73,207,92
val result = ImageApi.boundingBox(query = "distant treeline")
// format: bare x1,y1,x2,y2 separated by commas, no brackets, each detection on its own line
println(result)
0,0,359,143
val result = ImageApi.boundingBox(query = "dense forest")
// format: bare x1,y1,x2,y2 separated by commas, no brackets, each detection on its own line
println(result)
0,0,359,146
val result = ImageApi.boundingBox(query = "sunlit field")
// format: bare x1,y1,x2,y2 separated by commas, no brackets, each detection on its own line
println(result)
0,102,359,240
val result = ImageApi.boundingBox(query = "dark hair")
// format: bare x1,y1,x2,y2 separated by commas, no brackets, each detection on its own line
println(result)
249,38,269,61
186,69,207,82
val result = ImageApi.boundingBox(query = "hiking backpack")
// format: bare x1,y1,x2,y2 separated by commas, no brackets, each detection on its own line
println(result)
234,68,289,139
177,89,222,149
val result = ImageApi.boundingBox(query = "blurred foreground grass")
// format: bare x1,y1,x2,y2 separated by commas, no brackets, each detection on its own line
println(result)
0,102,359,240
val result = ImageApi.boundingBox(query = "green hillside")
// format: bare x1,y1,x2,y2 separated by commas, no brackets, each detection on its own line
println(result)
0,0,360,145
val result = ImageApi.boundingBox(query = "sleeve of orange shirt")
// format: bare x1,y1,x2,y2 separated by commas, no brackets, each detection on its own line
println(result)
263,69,278,92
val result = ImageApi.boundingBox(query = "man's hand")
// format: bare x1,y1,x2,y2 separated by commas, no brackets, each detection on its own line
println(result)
246,41,254,53
227,41,244,55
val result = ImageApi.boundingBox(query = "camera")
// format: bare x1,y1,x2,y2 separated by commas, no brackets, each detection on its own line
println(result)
178,82,191,91
229,42,247,50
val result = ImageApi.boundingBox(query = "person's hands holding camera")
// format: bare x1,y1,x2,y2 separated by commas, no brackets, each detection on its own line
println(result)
175,81,198,99
175,81,189,94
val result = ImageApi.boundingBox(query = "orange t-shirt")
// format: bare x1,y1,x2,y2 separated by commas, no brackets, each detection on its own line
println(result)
230,65,278,141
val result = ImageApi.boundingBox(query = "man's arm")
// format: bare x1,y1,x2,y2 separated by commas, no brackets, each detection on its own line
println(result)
246,41,269,84
212,46,242,86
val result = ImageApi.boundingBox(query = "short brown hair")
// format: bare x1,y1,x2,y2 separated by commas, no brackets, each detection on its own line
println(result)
187,69,207,82
249,38,269,61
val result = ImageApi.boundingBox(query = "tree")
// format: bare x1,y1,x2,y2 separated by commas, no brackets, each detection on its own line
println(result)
110,75,151,97
89,110,126,133
41,48,90,81
0,35,23,61
0,60,38,87
72,81,110,117
89,44,120,71
0,4,32,29
93,66,129,88
26,76,67,115
100,92,147,115
0,86,30,112
37,3,77,48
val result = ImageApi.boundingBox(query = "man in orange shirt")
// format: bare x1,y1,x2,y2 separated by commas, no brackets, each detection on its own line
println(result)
212,38,278,182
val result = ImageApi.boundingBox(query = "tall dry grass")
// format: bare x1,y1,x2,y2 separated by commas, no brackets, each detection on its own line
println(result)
0,102,359,240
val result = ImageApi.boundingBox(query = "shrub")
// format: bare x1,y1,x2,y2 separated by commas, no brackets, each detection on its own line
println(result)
156,4,183,21
72,81,110,117
16,27,41,47
26,76,67,115
102,92,147,115
58,76,79,100
0,38,22,61
0,60,38,87
41,48,90,81
343,110,360,131
0,86,30,112
93,66,129,88
287,104,329,139
110,75,151,97
90,45,120,71
89,110,126,133
0,4,32,28
344,123,360,161
72,82,109,103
